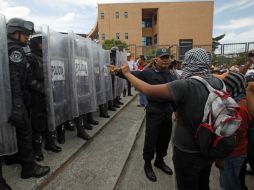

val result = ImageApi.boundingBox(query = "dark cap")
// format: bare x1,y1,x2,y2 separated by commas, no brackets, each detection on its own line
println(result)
140,55,147,61
155,48,170,57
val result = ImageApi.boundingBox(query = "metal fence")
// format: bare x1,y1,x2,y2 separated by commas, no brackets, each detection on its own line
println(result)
128,42,254,65
102,42,254,65
131,44,213,60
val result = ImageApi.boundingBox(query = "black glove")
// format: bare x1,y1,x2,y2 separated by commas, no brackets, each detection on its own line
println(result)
8,108,26,128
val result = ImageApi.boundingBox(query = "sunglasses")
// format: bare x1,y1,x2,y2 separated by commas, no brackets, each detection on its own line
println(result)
159,55,170,60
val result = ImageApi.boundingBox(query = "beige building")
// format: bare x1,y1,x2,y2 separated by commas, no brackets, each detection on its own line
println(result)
88,1,214,58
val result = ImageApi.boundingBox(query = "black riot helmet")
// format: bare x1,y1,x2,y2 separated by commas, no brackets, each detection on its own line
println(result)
110,46,119,55
29,34,43,56
7,18,34,35
29,34,42,51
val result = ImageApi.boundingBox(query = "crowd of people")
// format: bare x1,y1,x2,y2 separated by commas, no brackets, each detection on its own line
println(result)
109,48,254,190
1,14,254,190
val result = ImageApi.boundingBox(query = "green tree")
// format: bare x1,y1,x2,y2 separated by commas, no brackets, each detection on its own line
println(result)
102,39,129,51
212,34,225,52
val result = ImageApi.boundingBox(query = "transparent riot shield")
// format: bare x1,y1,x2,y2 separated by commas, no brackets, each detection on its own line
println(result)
103,50,113,101
92,43,106,105
68,33,97,117
115,51,126,97
114,50,121,98
0,14,17,155
42,26,72,131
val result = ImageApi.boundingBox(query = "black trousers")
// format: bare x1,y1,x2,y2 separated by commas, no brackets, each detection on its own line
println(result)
8,110,34,169
173,146,214,190
30,100,47,138
143,110,172,161
0,159,5,188
127,80,132,95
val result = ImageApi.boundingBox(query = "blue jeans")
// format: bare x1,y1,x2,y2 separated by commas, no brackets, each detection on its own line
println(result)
220,155,246,190
139,92,147,106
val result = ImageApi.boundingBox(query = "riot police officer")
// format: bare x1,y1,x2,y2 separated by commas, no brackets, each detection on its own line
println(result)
26,34,62,161
5,18,50,179
115,48,175,182
108,47,122,111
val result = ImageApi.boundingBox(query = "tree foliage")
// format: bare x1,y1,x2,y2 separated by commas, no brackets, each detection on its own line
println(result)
212,34,225,52
102,39,129,51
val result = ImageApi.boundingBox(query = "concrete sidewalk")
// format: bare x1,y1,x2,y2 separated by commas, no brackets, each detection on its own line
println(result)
3,90,141,190
43,97,146,190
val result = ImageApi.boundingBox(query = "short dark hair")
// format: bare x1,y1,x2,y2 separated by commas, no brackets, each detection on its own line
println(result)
140,55,147,61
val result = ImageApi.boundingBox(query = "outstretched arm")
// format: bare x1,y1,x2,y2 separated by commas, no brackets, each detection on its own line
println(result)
239,55,254,75
114,63,171,99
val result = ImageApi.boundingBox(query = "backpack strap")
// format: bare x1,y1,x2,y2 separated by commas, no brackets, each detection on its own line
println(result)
190,76,226,92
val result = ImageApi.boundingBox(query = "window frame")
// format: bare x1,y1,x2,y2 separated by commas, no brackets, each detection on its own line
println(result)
116,32,120,40
124,11,128,19
100,12,104,20
115,11,119,19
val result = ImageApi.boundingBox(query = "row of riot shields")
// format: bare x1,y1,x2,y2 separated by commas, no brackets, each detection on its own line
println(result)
68,33,97,119
0,14,17,156
42,26,125,131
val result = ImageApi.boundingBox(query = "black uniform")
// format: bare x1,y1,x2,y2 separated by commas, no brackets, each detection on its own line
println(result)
26,41,62,158
7,39,35,169
26,52,46,136
130,66,176,161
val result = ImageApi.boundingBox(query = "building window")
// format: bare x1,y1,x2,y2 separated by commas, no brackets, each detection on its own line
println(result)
142,18,152,28
125,32,128,40
116,33,120,40
124,11,128,18
115,11,119,19
102,33,105,40
142,36,152,46
100,12,104,19
146,37,152,46
179,39,193,60
142,37,146,46
154,34,157,45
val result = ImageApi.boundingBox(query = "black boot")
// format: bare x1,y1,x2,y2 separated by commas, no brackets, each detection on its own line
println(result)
99,104,110,118
108,101,116,111
21,162,50,179
123,89,126,97
0,160,13,190
65,120,76,131
154,158,173,175
56,124,65,144
33,135,44,162
75,117,91,140
0,180,12,190
144,161,157,182
116,97,124,105
113,99,120,108
83,114,93,130
4,153,22,165
45,130,62,153
87,112,99,125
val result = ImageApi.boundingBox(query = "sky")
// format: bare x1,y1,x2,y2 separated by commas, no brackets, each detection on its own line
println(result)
0,0,254,43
